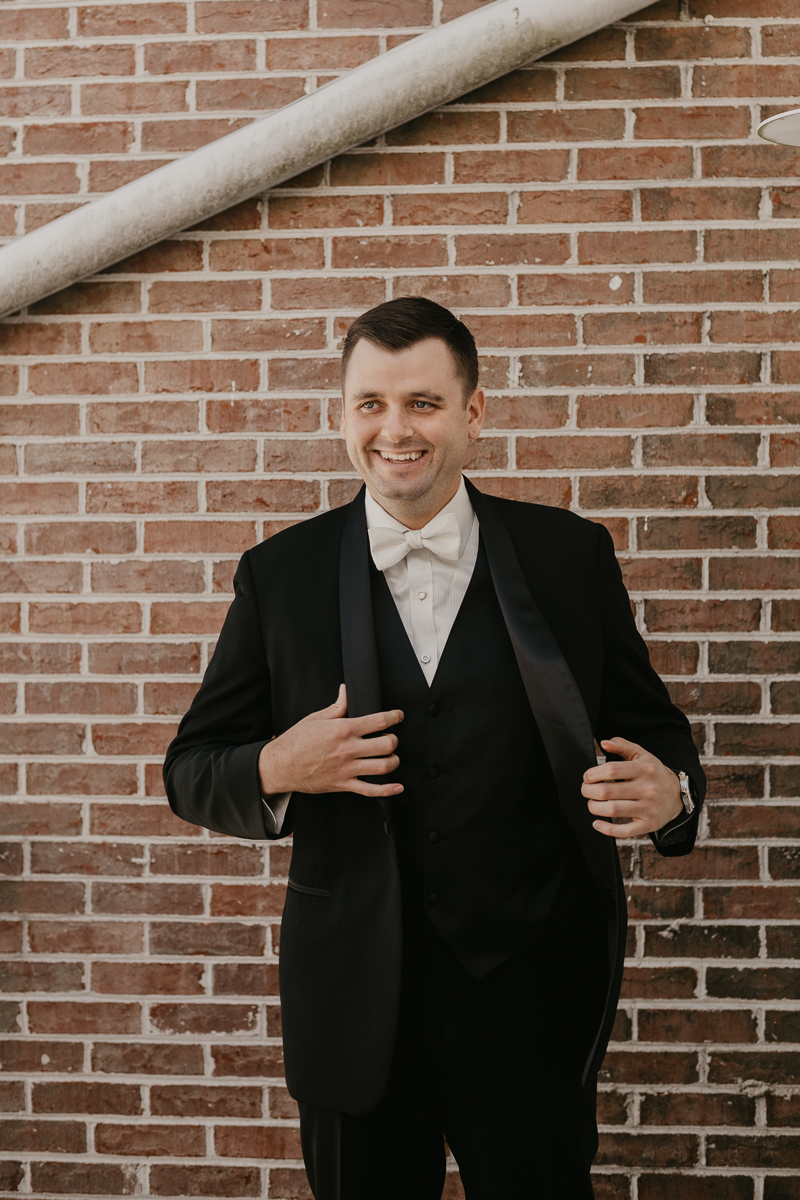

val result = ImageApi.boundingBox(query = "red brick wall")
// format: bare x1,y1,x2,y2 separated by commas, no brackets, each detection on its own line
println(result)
1,0,799,1194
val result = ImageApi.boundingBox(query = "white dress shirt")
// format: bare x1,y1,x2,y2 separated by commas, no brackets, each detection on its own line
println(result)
263,479,478,835
364,477,479,685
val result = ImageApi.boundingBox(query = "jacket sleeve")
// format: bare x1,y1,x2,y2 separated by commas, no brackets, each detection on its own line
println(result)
163,549,293,841
594,524,706,857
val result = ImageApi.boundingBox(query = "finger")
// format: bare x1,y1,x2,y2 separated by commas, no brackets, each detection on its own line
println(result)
353,755,400,776
582,781,653,803
351,709,404,737
586,798,645,819
349,779,404,798
600,736,647,762
584,760,651,784
353,733,398,757
592,818,648,839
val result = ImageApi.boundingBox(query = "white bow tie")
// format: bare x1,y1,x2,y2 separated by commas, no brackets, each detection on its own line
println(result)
368,511,461,572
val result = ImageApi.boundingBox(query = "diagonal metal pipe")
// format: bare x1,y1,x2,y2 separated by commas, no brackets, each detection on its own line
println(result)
0,0,647,318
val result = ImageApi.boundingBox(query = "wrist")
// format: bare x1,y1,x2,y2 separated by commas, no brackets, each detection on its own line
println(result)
258,739,290,797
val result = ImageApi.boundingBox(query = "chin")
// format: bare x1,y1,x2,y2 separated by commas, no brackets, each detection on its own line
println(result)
372,471,431,501
364,460,424,489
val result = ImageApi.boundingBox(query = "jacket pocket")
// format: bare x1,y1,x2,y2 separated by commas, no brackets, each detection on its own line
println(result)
287,878,332,898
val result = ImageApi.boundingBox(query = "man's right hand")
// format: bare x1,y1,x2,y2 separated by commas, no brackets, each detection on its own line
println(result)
257,684,404,799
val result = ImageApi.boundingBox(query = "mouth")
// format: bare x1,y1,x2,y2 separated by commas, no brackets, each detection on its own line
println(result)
373,450,426,463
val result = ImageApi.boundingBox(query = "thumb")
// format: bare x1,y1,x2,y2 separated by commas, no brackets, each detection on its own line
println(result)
306,685,348,723
325,683,347,717
600,736,645,761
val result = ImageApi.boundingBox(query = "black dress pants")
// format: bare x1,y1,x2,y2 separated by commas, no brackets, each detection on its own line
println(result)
299,907,609,1200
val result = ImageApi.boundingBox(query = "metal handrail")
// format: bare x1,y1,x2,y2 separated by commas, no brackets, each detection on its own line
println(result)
0,0,647,317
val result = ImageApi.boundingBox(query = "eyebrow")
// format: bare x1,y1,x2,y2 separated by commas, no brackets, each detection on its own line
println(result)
352,389,446,402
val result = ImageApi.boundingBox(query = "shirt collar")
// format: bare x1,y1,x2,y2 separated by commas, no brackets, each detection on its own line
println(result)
363,476,475,559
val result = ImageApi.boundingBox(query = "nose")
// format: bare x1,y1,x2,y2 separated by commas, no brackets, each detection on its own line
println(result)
380,404,414,444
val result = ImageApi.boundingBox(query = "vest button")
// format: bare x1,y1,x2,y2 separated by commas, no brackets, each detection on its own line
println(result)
427,766,439,780
427,703,439,717
426,893,439,906
428,830,439,844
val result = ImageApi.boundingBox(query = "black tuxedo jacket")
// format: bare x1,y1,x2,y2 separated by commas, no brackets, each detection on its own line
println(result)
164,481,705,1114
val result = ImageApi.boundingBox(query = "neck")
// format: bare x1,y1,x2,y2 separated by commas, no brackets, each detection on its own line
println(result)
366,478,462,530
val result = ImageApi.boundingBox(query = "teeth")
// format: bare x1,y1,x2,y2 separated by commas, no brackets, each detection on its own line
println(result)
378,451,423,462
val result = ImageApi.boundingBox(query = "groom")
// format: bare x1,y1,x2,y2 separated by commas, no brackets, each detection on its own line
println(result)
164,297,704,1199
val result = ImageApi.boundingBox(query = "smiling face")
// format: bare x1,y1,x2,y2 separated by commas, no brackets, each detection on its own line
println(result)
340,336,485,529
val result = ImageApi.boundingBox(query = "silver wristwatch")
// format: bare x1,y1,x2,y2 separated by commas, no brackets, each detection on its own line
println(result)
677,771,695,815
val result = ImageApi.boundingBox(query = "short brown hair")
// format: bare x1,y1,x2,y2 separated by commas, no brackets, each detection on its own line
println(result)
341,296,479,398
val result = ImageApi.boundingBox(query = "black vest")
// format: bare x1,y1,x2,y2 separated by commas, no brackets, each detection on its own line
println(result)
371,540,599,979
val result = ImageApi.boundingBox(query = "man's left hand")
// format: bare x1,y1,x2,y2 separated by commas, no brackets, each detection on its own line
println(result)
582,737,684,839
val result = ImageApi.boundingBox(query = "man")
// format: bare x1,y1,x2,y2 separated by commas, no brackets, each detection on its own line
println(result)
164,296,704,1199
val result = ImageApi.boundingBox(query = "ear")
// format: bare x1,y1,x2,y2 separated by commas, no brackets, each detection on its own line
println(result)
339,396,346,437
467,388,486,439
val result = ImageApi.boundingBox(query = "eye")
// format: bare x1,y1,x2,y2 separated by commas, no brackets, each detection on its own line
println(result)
412,400,433,410
360,400,377,410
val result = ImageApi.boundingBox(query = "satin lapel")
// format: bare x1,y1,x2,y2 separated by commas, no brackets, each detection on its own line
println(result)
467,481,617,894
339,488,392,819
339,487,382,718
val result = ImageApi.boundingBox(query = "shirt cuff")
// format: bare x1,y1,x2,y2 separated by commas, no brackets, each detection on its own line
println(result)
262,793,291,836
